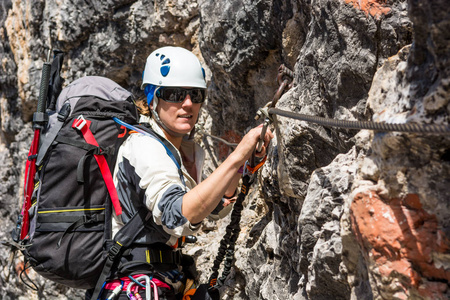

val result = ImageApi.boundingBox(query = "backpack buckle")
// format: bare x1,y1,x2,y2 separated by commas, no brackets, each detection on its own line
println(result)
73,115,87,130
108,243,122,260
83,214,100,224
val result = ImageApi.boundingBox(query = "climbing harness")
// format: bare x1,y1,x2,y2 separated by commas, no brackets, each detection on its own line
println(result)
100,275,162,300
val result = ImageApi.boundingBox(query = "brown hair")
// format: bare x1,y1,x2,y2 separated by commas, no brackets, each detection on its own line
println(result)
134,96,151,116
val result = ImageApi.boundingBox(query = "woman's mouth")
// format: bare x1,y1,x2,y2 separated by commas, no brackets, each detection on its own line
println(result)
179,114,193,119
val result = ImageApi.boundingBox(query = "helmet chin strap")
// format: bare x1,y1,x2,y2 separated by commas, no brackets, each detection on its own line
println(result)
151,97,186,138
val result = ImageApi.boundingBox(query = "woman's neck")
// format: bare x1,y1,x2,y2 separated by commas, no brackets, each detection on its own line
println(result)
163,130,183,149
163,128,198,182
152,116,184,149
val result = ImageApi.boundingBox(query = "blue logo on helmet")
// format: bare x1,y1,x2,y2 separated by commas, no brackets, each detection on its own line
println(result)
156,53,171,77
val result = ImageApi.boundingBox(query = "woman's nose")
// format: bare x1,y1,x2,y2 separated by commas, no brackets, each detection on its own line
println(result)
182,94,193,106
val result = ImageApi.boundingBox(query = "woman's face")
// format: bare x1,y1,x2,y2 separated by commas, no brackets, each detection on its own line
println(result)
153,92,202,136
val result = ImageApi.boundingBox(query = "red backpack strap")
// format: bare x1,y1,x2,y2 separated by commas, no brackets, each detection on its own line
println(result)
72,116,122,216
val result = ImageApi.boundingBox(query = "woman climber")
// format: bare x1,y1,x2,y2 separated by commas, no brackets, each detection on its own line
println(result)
93,46,273,300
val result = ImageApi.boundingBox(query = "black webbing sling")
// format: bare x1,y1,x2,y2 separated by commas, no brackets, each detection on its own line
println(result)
207,152,267,295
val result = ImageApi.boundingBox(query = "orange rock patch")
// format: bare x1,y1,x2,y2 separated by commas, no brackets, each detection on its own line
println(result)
218,130,242,160
344,0,391,18
351,192,450,298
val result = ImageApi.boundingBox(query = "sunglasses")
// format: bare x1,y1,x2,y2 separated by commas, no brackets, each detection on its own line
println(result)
155,87,206,103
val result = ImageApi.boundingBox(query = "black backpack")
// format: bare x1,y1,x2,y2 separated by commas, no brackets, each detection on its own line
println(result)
16,76,147,290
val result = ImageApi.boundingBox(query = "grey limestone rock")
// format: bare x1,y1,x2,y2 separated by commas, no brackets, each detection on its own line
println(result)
0,0,448,299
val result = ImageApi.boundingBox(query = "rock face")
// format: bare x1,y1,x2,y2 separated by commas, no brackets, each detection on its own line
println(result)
0,0,448,299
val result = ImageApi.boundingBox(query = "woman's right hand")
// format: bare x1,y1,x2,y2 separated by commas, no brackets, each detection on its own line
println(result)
231,124,274,165
183,125,273,224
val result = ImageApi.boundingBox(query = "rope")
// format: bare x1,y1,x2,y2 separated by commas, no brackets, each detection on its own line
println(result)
268,108,450,134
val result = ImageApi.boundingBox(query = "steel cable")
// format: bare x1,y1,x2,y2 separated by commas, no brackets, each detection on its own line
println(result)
197,130,239,147
268,108,450,134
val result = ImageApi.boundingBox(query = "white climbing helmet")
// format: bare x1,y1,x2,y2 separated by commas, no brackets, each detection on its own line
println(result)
141,46,207,89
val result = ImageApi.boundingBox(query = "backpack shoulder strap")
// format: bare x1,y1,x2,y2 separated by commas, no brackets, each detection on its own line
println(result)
72,116,123,216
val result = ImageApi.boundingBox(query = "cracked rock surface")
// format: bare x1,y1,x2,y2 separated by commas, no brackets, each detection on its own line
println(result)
1,0,448,299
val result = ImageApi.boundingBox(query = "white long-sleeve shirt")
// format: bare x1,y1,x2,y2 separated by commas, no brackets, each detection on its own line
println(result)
112,116,231,247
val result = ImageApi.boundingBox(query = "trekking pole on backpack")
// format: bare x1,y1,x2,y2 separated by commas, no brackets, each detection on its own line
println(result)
13,52,52,242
